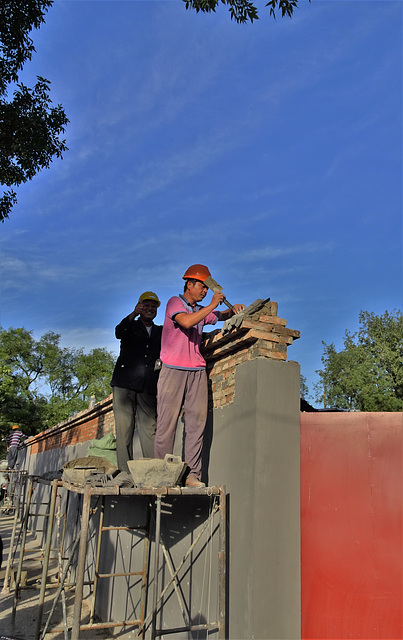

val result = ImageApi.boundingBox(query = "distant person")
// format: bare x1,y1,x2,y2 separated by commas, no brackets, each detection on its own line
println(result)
7,424,26,469
1,473,10,515
154,264,245,487
111,292,163,474
0,472,8,505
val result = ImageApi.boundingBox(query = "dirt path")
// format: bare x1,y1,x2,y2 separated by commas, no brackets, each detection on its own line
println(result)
0,514,124,639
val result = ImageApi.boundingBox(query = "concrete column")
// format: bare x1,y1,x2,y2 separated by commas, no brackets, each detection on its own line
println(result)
204,301,301,639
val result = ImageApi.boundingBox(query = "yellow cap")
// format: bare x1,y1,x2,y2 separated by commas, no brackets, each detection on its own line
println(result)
138,291,161,307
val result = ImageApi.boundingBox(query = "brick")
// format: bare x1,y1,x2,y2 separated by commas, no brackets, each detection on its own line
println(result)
241,319,273,333
248,328,294,344
205,333,256,359
258,315,287,326
249,300,278,317
264,350,287,360
272,326,300,339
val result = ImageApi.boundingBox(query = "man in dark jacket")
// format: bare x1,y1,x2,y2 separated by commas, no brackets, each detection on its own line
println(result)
111,291,162,473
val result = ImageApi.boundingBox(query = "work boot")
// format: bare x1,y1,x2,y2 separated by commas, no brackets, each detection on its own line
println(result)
185,474,205,488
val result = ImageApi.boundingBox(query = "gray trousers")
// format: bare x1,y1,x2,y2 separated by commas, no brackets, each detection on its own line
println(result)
113,386,157,473
7,446,18,469
154,366,208,480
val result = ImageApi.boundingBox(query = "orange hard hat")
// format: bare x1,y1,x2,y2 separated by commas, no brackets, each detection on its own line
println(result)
12,424,19,430
182,264,211,282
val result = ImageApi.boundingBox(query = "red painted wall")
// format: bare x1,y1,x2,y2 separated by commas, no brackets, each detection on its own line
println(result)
301,412,403,639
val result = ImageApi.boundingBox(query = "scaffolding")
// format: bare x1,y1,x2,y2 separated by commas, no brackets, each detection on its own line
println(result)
3,477,227,640
0,468,28,518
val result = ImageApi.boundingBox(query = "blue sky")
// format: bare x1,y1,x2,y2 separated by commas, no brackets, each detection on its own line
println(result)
1,0,401,405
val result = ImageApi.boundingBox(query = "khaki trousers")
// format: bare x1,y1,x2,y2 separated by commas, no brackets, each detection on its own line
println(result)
154,366,208,480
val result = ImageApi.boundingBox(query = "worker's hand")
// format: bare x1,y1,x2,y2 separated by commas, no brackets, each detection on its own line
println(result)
128,301,143,321
210,291,225,308
232,304,246,315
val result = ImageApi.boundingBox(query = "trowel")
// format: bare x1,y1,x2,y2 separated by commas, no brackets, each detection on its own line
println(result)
205,275,271,333
221,297,271,334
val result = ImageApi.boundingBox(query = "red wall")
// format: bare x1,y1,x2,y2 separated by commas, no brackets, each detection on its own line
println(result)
301,412,403,639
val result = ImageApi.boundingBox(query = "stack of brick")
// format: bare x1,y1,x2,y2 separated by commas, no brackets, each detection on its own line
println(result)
202,300,300,409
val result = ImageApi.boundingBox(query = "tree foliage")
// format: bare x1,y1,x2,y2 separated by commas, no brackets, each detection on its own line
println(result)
300,373,309,400
0,0,68,222
0,327,116,455
315,310,403,411
183,0,308,24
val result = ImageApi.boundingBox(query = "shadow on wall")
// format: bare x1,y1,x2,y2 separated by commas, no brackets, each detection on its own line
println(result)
87,494,220,630
202,412,214,486
27,444,89,478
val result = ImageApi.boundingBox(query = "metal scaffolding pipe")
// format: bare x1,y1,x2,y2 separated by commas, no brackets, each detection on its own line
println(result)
151,495,162,640
71,485,92,640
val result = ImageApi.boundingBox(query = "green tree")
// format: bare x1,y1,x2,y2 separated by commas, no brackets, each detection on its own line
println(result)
0,0,68,222
300,373,309,400
184,0,309,24
315,310,403,411
0,327,116,455
44,346,117,426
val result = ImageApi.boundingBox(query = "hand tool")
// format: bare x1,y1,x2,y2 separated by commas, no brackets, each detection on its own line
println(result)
204,276,234,311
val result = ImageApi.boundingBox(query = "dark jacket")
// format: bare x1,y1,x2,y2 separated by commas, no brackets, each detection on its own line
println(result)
110,317,162,395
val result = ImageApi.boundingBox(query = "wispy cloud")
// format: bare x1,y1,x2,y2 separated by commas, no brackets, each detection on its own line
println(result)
0,252,84,292
132,122,249,200
237,242,333,263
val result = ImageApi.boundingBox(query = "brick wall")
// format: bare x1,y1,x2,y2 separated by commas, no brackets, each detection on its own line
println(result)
204,300,300,409
27,394,114,455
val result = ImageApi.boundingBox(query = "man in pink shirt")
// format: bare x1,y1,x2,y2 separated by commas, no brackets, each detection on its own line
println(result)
154,264,245,487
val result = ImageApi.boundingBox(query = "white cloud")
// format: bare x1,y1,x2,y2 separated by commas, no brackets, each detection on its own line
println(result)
0,256,29,284
237,242,334,263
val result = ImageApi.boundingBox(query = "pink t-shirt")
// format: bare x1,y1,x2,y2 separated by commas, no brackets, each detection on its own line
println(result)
160,295,219,369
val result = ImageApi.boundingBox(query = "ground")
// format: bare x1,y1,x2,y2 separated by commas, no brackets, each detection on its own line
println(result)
0,513,131,639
